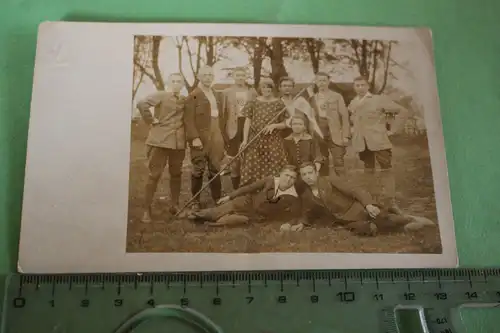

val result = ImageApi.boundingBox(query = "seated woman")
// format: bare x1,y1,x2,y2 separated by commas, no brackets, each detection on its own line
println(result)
283,112,323,191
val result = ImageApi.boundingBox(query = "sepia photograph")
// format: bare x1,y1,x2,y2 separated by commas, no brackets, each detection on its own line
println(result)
127,33,443,254
18,23,457,272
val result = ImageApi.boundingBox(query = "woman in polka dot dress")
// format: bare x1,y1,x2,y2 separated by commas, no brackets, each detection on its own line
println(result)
239,79,288,186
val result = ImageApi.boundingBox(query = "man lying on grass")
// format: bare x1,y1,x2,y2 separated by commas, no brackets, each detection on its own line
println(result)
289,162,436,236
187,165,303,226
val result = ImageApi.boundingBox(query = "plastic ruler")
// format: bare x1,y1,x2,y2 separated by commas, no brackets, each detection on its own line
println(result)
2,268,500,333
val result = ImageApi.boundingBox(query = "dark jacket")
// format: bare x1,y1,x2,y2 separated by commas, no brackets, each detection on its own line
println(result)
282,133,324,168
308,91,350,145
300,176,376,224
183,87,227,146
137,91,186,150
228,176,304,214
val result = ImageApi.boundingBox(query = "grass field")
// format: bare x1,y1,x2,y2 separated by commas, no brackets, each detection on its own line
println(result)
126,121,442,254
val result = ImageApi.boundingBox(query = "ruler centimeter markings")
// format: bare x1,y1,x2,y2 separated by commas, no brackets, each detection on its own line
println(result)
3,269,500,333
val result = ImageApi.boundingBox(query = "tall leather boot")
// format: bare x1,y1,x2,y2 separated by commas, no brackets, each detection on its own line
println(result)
231,176,241,190
230,158,241,190
380,168,403,215
169,176,181,215
209,175,222,203
191,176,203,211
142,176,160,223
363,168,379,203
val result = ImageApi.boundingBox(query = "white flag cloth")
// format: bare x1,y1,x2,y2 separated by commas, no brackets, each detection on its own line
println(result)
282,95,324,139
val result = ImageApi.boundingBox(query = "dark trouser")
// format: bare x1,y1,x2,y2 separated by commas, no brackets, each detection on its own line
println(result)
225,117,246,188
254,194,302,222
319,141,346,177
358,147,392,170
317,118,346,177
358,146,399,210
144,145,185,210
226,117,245,157
305,201,412,235
191,150,222,204
197,194,301,222
196,195,253,221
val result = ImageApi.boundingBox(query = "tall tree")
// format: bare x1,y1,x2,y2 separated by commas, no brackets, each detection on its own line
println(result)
151,36,165,90
223,37,267,87
173,36,224,92
133,36,165,91
322,39,394,94
304,38,324,74
204,36,215,66
348,39,394,93
266,38,289,86
174,36,202,92
132,36,149,101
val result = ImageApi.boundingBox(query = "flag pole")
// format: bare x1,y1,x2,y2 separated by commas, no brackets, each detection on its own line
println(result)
174,86,311,217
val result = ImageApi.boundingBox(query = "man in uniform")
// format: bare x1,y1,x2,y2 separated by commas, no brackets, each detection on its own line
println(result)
348,76,408,213
136,73,186,222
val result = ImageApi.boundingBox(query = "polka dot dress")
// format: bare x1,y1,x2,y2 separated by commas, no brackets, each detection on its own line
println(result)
240,99,288,186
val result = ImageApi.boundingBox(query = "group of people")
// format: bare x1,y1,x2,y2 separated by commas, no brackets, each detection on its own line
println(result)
136,65,435,235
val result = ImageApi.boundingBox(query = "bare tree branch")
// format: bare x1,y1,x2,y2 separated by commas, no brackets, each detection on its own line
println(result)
133,58,157,84
151,36,165,90
378,41,393,93
369,41,379,90
174,37,190,89
350,40,361,73
132,70,145,101
183,36,198,76
194,38,202,77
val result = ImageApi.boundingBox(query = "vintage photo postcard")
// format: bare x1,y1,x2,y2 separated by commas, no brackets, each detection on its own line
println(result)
18,22,457,273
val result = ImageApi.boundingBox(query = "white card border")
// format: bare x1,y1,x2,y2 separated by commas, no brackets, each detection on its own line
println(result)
18,22,457,273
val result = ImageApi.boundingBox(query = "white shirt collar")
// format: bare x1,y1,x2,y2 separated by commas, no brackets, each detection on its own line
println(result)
273,177,298,198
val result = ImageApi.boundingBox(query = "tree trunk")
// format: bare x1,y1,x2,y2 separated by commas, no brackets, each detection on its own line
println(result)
377,42,392,94
359,40,369,78
269,38,288,86
152,36,165,90
306,38,320,74
252,37,266,87
369,41,379,92
132,71,145,102
205,36,215,66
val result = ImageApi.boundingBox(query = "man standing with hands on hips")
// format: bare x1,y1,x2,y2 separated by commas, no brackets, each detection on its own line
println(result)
184,66,226,211
348,76,408,214
136,73,187,222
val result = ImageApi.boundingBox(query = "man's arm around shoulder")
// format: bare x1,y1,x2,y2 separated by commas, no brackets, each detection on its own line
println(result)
228,177,271,199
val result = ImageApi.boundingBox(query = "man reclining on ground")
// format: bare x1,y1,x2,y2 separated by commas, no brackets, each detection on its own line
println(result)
289,162,436,236
187,165,303,226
